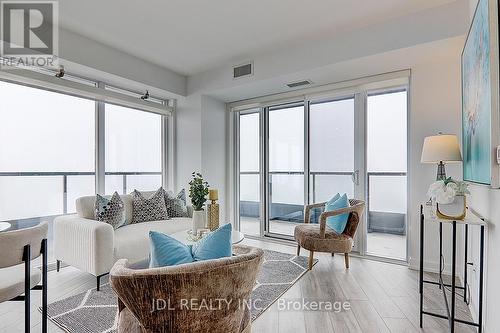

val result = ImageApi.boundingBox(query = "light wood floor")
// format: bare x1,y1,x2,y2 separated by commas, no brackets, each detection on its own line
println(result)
0,238,475,333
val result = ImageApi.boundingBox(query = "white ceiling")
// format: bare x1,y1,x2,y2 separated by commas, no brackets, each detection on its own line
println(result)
59,0,456,76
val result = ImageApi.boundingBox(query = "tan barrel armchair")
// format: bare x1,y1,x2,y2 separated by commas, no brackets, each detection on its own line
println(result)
294,199,365,270
110,245,263,333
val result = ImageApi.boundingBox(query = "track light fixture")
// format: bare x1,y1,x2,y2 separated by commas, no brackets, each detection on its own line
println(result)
140,90,150,100
55,66,65,78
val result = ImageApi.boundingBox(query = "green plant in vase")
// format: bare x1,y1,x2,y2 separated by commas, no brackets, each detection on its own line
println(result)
189,172,210,211
188,172,210,234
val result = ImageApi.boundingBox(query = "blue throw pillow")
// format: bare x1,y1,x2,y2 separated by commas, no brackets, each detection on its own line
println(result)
149,232,194,267
149,223,232,268
327,193,340,205
324,194,350,234
192,223,232,261
310,193,339,224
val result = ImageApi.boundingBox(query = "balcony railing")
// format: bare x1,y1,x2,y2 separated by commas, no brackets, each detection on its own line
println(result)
0,171,161,215
239,170,407,235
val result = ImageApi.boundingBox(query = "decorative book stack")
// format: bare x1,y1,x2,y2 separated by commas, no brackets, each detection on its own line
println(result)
207,189,220,231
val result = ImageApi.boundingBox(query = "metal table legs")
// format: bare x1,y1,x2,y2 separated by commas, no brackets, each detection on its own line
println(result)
419,205,484,332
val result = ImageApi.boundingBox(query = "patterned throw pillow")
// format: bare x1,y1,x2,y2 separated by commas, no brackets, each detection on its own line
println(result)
132,188,169,223
94,192,126,229
164,189,189,218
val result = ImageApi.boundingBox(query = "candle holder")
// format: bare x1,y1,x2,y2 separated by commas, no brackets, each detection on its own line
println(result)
207,189,220,231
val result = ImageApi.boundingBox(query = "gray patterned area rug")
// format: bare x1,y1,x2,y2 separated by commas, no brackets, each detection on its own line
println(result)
44,249,317,333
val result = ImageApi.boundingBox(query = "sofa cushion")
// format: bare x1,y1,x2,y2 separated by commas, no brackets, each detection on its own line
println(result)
95,192,127,229
77,194,133,222
164,189,189,218
131,188,169,224
114,218,191,264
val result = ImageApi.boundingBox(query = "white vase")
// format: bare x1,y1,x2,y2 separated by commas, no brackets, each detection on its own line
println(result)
436,195,466,220
192,210,206,234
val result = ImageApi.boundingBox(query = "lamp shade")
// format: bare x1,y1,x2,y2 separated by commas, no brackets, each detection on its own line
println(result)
421,134,462,163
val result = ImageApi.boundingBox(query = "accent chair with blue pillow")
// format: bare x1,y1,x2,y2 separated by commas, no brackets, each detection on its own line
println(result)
110,244,263,333
294,196,365,270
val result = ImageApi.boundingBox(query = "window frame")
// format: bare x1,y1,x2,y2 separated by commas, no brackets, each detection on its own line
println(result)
230,71,410,264
0,74,175,210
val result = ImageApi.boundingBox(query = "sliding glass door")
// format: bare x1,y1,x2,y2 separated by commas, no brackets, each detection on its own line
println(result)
366,90,408,260
235,85,408,261
238,110,261,236
309,97,356,202
267,103,305,237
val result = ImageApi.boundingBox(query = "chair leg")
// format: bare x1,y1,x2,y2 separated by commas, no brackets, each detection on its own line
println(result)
331,253,335,257
24,245,31,333
297,245,301,256
308,251,314,270
41,239,48,333
56,260,61,272
96,273,109,291
344,253,350,269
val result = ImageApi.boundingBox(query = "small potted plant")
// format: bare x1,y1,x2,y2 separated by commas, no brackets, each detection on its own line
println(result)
427,177,470,220
189,172,210,234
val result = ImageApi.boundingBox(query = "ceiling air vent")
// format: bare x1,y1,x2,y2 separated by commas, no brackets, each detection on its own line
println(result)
286,80,312,88
233,62,253,79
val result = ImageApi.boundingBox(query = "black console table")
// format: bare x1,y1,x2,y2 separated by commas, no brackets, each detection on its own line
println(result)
419,204,486,333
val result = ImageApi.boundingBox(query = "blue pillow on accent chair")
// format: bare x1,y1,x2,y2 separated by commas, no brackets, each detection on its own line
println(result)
324,193,350,234
310,193,340,224
149,223,232,268
327,193,340,205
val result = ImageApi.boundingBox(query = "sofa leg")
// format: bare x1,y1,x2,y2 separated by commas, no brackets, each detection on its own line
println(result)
344,253,350,269
331,253,334,257
297,245,301,256
308,251,314,270
56,260,61,272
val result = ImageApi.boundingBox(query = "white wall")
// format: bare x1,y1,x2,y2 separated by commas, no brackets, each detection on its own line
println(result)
467,186,500,331
59,28,187,98
201,96,227,222
408,54,465,274
175,94,227,222
175,94,202,191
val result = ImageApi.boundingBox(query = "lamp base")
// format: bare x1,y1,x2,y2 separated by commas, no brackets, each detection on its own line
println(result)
436,161,446,181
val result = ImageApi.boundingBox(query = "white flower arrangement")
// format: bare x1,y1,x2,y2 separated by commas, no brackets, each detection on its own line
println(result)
427,177,470,204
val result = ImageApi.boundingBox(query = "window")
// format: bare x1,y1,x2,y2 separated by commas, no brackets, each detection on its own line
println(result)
238,111,260,236
105,104,162,194
0,77,170,263
309,98,355,203
366,90,407,260
268,103,304,236
234,77,409,261
0,80,96,260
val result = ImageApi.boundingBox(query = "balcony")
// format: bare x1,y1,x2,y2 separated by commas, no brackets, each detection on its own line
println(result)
239,171,407,260
0,171,161,262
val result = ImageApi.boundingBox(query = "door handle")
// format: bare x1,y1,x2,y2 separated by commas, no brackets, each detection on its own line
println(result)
351,170,360,186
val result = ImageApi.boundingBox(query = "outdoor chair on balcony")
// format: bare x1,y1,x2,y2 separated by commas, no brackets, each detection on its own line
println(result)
294,199,365,270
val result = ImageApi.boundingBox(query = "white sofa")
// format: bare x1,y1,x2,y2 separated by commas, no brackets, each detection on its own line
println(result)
54,193,192,289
